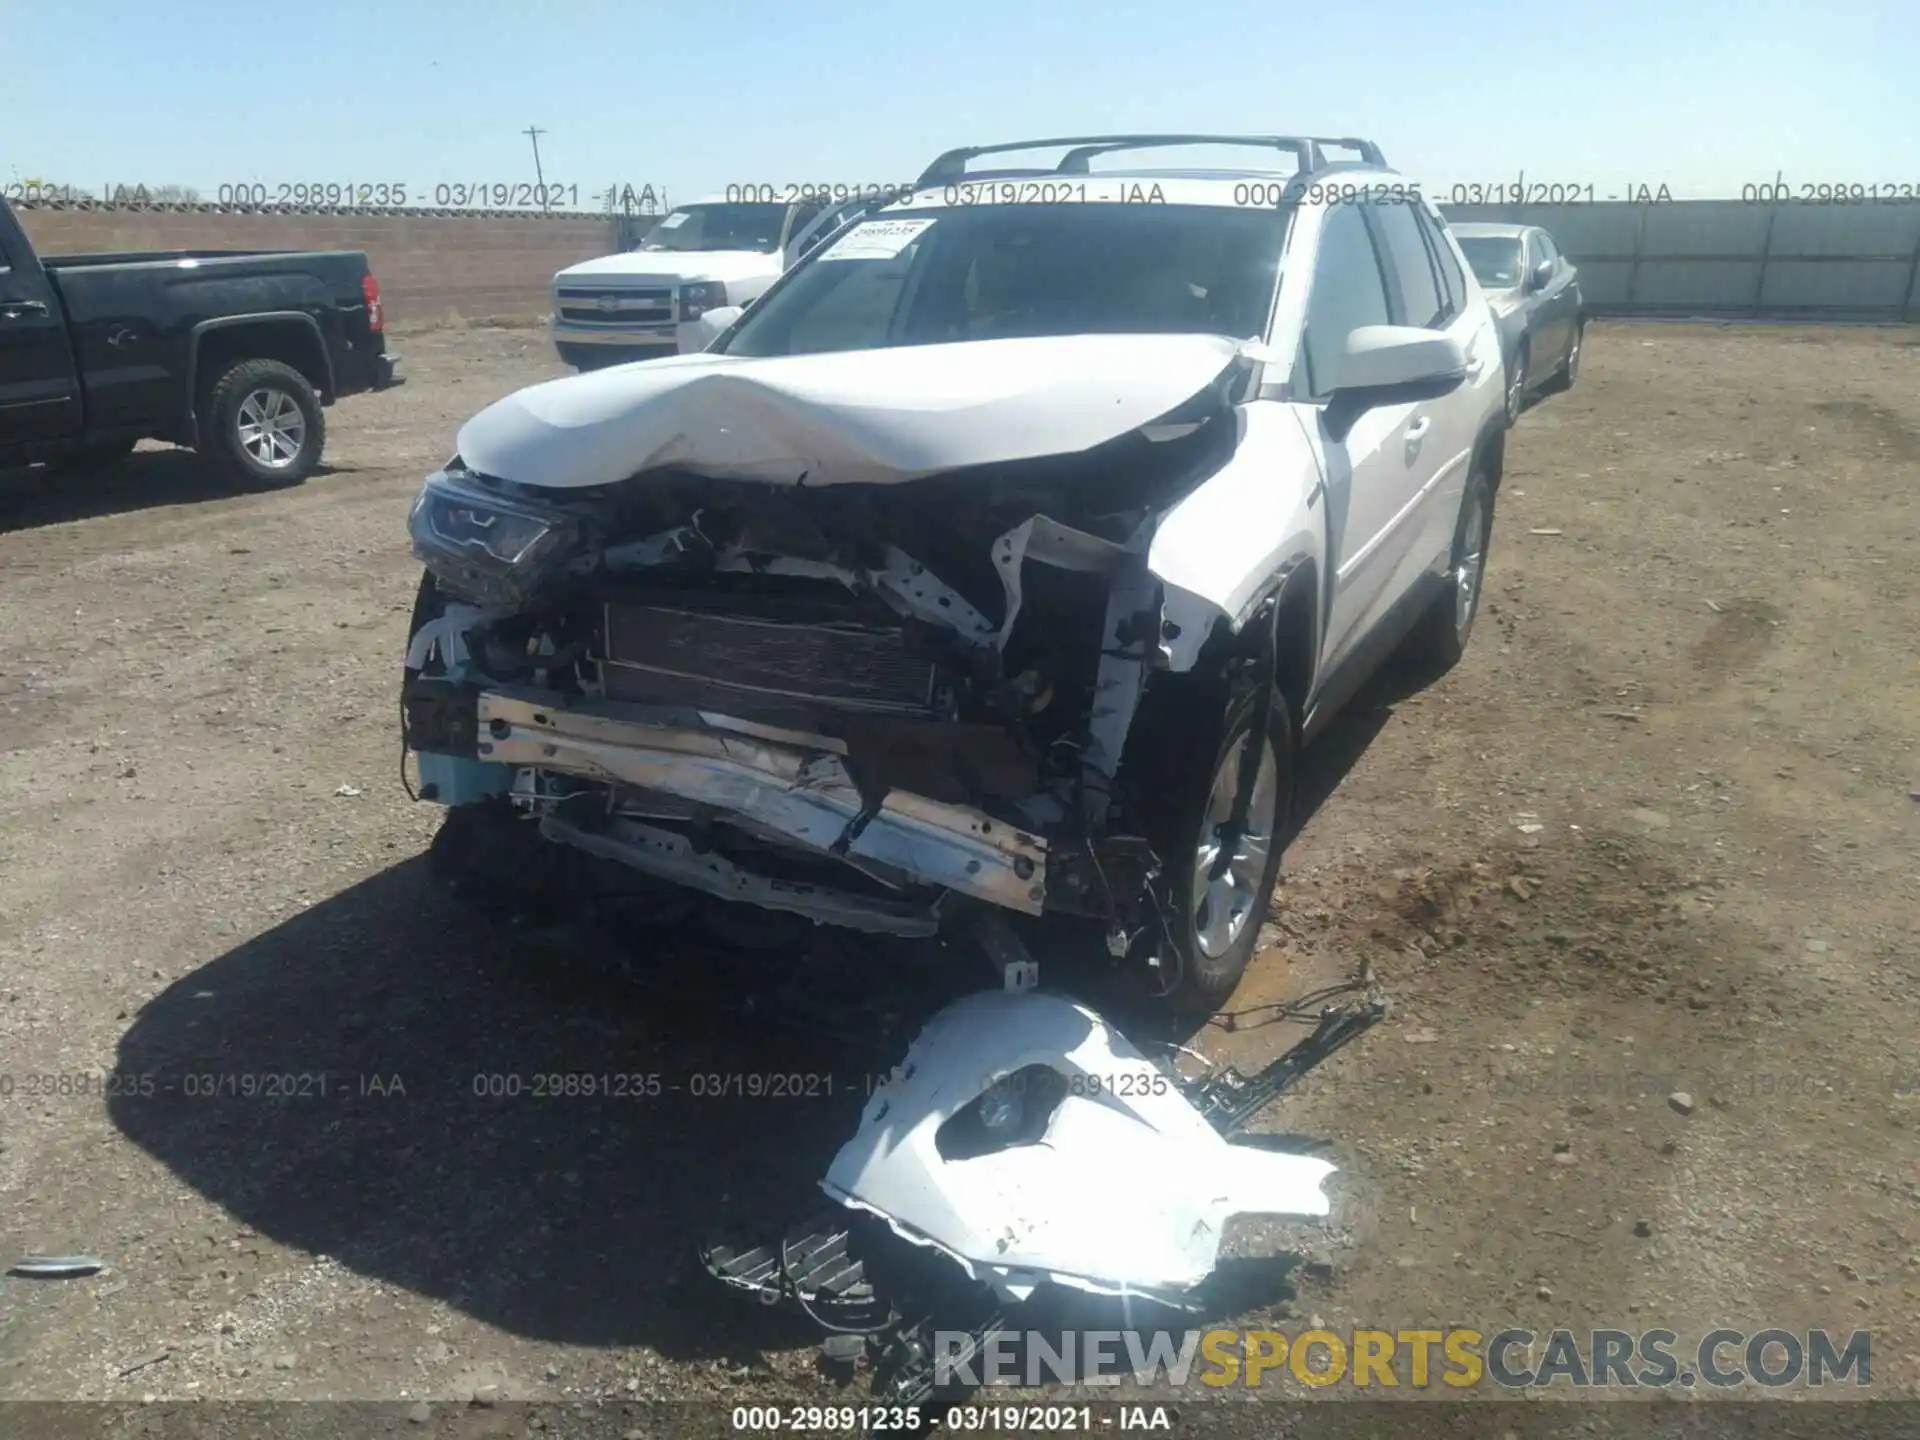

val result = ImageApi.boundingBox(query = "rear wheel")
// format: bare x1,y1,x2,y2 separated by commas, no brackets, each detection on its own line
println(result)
1154,683,1295,1016
200,358,324,488
1543,318,1584,394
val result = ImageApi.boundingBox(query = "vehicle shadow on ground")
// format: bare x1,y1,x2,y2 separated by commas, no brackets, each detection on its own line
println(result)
0,451,348,532
107,854,903,1359
1293,654,1433,834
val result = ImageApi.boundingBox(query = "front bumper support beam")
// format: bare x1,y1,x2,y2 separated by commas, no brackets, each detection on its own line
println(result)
474,688,1049,915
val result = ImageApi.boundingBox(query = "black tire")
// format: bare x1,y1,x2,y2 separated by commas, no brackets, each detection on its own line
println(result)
1542,318,1584,395
1504,339,1530,426
1151,682,1296,1016
1402,462,1497,672
199,358,324,488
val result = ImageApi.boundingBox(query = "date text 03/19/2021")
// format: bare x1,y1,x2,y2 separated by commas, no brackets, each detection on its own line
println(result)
0,1071,405,1101
1,181,657,209
467,1071,873,1101
215,182,601,208
462,1071,1180,1101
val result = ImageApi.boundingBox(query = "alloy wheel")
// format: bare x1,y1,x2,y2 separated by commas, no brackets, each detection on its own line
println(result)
236,387,307,469
1191,732,1280,958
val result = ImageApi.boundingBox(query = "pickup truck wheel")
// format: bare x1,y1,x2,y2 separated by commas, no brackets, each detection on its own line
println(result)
1158,684,1294,1016
201,358,325,488
1403,464,1496,672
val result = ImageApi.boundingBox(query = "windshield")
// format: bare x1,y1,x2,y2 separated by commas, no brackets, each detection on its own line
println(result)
639,203,787,254
720,203,1286,358
1457,236,1525,290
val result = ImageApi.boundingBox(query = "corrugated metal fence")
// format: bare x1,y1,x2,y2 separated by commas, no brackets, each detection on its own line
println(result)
1441,201,1920,321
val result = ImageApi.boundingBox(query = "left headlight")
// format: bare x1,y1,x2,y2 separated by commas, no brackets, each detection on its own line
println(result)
408,468,581,612
679,281,728,321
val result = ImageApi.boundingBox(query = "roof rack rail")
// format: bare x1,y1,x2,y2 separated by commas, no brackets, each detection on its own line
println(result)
914,134,1387,189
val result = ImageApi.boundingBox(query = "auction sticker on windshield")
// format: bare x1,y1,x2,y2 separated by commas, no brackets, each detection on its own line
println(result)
818,217,937,261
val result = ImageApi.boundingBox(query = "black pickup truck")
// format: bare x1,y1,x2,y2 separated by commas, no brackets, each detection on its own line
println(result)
0,196,400,486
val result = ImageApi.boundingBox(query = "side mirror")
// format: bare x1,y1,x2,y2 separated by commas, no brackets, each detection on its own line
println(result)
1323,325,1468,441
689,305,745,351
1526,258,1554,291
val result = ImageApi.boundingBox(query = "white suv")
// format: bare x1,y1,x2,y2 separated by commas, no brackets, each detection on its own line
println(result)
405,133,1510,1016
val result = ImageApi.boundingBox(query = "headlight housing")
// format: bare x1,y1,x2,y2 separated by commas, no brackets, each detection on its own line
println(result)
679,280,728,321
935,1065,1070,1161
408,467,581,611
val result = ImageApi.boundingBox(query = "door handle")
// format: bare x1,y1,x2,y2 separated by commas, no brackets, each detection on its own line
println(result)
108,325,136,347
1464,353,1486,377
1,298,49,319
1405,416,1432,441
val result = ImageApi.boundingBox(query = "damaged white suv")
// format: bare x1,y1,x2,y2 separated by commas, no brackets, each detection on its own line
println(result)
401,134,1508,1015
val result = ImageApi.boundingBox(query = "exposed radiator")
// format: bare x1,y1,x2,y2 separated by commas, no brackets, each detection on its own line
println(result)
600,597,944,718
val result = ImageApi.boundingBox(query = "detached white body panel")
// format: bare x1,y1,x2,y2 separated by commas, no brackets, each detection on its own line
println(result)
820,991,1336,1302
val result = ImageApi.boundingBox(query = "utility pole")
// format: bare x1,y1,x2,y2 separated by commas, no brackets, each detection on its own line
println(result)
523,125,548,209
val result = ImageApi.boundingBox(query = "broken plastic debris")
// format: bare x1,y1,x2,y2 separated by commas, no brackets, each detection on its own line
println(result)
820,990,1337,1305
9,1254,104,1279
334,784,363,797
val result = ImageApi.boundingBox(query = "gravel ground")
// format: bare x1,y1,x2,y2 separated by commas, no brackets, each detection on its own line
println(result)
1,321,1916,1428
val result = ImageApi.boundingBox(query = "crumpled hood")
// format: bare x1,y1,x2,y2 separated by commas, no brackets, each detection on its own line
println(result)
455,333,1251,490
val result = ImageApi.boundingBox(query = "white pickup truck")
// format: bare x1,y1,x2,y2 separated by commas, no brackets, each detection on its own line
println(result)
549,194,879,368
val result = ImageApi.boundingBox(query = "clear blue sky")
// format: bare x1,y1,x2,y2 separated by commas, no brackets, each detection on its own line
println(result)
6,0,1910,205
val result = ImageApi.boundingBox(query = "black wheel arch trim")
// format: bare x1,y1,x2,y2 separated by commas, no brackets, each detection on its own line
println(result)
1218,554,1321,731
184,312,336,434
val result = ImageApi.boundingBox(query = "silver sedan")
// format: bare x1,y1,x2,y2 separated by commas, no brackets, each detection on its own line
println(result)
1452,221,1585,424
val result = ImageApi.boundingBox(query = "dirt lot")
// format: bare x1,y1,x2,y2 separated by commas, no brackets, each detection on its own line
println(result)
1,321,1916,1425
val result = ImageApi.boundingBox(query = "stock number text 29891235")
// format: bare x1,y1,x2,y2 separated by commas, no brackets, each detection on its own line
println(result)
215,182,585,208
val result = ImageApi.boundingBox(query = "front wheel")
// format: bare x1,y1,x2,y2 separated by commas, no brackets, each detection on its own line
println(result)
1401,464,1496,673
200,358,325,488
1157,685,1295,1016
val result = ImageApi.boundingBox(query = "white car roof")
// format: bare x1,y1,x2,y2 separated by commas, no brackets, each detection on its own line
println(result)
1448,221,1530,238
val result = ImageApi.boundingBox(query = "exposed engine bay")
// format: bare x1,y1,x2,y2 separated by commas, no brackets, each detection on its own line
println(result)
401,355,1258,972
